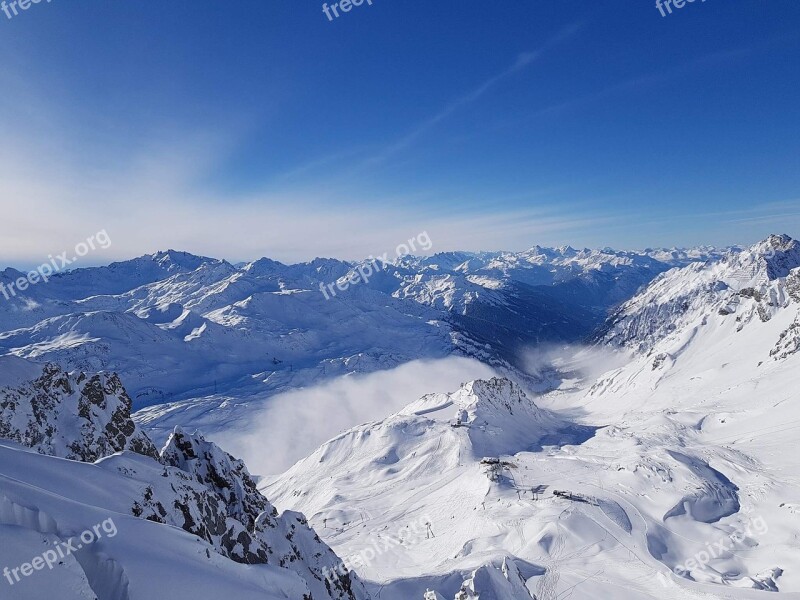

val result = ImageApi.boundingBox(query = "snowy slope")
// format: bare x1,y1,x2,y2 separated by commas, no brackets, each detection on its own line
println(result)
0,361,370,600
264,235,800,600
0,441,367,600
264,378,603,599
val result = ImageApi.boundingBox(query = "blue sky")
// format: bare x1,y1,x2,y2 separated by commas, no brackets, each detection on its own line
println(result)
0,0,798,265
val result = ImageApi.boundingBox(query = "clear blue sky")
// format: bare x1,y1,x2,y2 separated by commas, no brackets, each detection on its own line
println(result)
0,0,798,264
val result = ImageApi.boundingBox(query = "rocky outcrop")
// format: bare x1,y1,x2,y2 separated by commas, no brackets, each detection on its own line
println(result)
145,427,369,599
0,362,158,461
161,427,270,531
770,318,800,361
0,361,369,600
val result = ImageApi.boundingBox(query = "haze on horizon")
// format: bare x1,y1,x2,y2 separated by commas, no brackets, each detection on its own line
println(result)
1,0,798,265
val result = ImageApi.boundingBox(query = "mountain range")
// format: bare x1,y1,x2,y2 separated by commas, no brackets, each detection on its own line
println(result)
1,235,798,599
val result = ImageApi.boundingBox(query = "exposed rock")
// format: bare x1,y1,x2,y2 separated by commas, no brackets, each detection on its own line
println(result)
0,362,158,461
652,353,671,370
155,428,369,599
0,361,369,600
770,319,800,361
739,287,762,302
787,270,800,303
161,427,270,531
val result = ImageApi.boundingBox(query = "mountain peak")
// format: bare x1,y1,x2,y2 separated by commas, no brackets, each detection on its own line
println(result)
764,232,794,247
733,233,800,282
457,377,529,410
151,249,215,271
454,557,534,599
445,377,554,457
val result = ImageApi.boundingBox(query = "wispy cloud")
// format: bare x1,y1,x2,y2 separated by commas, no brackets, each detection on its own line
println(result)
356,22,584,170
360,52,540,167
483,46,754,133
0,51,619,268
0,129,617,266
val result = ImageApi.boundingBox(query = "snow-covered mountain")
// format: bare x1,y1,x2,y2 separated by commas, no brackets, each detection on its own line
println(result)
601,233,800,353
0,243,723,409
2,235,797,600
0,360,369,600
263,235,800,599
263,376,590,598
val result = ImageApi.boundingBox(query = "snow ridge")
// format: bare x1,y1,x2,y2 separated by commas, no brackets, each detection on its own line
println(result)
602,233,800,355
0,361,370,600
0,361,158,461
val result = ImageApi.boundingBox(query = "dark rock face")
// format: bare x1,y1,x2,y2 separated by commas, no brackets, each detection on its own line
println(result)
0,363,158,461
145,428,368,598
787,270,800,303
161,428,271,531
771,318,800,361
738,287,762,302
652,353,670,370
761,234,800,280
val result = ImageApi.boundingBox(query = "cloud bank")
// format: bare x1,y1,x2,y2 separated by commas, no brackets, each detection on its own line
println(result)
216,357,497,476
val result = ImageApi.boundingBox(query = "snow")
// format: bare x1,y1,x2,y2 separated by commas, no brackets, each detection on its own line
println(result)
0,441,314,600
2,235,800,599
0,243,712,410
261,235,800,599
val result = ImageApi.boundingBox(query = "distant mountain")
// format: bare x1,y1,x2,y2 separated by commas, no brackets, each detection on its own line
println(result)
0,243,727,408
600,233,800,353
